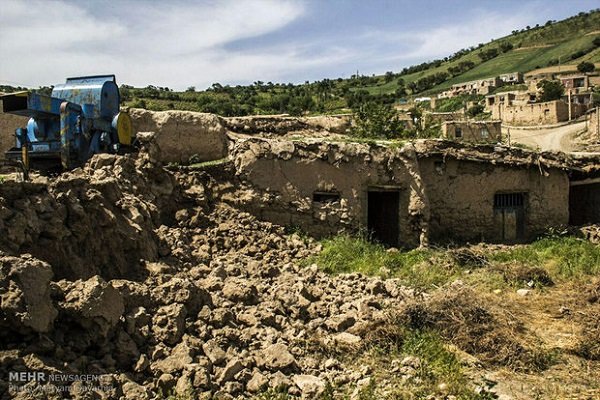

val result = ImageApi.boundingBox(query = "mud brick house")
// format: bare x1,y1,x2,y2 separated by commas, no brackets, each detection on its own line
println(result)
489,99,587,125
441,120,502,142
231,138,600,248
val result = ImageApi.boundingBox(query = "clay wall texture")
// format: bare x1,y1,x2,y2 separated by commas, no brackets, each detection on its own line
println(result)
232,139,571,247
129,108,229,164
442,121,501,142
419,157,569,242
491,100,587,125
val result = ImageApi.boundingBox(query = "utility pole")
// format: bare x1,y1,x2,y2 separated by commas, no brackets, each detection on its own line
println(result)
568,89,572,121
597,106,599,141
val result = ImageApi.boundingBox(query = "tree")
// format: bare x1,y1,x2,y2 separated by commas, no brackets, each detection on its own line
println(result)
186,86,196,92
499,42,513,53
577,61,595,73
536,80,564,102
466,104,485,118
351,102,405,139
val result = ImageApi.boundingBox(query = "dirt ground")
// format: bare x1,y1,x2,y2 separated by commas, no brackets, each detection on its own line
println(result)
505,120,587,152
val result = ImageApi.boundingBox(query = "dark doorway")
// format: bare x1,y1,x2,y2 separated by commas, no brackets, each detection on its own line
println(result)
493,192,526,242
368,190,400,247
569,183,600,225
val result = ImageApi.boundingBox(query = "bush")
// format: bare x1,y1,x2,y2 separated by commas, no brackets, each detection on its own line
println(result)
577,61,595,73
536,80,564,102
351,102,406,139
466,104,485,117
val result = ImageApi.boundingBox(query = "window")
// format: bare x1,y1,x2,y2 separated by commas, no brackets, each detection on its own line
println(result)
313,191,340,204
494,192,524,208
481,128,489,139
455,127,462,138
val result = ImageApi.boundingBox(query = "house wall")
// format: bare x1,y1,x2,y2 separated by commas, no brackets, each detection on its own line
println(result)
232,139,571,247
232,140,427,247
419,157,570,243
491,100,586,125
442,121,502,142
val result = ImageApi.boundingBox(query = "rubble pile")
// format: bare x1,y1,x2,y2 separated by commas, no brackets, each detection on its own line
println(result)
0,153,415,399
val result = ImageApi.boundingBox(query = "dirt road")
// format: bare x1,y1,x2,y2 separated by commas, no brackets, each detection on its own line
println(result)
505,121,587,152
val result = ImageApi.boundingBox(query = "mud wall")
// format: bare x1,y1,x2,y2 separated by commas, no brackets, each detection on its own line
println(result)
442,121,502,142
0,98,28,156
420,157,569,242
232,140,427,247
128,108,229,164
492,100,586,125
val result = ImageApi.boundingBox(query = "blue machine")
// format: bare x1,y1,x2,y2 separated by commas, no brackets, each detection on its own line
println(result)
2,75,133,170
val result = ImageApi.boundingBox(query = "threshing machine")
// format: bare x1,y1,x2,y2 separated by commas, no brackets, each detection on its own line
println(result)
1,75,133,171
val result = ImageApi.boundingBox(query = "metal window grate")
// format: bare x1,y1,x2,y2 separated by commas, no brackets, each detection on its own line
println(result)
494,193,524,208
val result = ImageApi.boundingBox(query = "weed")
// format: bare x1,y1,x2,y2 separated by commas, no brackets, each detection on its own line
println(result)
490,236,600,280
311,234,466,289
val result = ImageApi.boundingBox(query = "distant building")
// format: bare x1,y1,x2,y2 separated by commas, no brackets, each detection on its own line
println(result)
499,72,524,85
442,120,502,142
559,74,590,90
490,99,587,125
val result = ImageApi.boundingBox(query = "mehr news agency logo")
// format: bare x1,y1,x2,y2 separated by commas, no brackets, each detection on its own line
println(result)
8,370,113,393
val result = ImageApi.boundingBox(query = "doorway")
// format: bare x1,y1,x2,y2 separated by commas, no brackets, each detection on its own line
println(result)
367,190,400,247
493,192,526,242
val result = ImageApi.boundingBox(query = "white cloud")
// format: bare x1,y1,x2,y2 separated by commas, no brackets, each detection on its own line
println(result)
0,0,310,89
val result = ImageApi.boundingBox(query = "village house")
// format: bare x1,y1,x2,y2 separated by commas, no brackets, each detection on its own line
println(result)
442,120,502,142
231,138,600,248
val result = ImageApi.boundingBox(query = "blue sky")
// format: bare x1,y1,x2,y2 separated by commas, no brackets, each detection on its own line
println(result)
0,0,598,90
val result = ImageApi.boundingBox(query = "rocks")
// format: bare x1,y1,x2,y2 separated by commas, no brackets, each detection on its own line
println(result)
332,332,363,347
151,342,193,374
517,288,532,297
292,374,327,398
0,152,418,399
152,303,187,345
246,370,269,393
222,278,258,304
202,339,227,365
58,276,124,337
0,254,57,333
259,343,297,371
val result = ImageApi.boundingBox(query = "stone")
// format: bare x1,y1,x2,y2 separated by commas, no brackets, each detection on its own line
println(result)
217,358,245,384
292,374,327,398
246,371,269,393
59,275,124,337
0,254,58,333
152,303,187,345
333,332,362,347
517,289,532,297
202,339,227,365
151,341,193,374
260,343,297,371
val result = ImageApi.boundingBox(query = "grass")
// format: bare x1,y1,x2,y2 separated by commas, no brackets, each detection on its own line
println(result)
311,232,600,291
186,157,229,169
346,329,498,399
311,234,458,289
489,235,600,279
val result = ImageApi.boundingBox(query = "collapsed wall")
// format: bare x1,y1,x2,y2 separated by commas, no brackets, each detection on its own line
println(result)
128,108,229,164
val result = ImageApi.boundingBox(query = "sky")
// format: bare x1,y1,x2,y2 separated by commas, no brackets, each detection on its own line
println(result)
0,0,598,90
